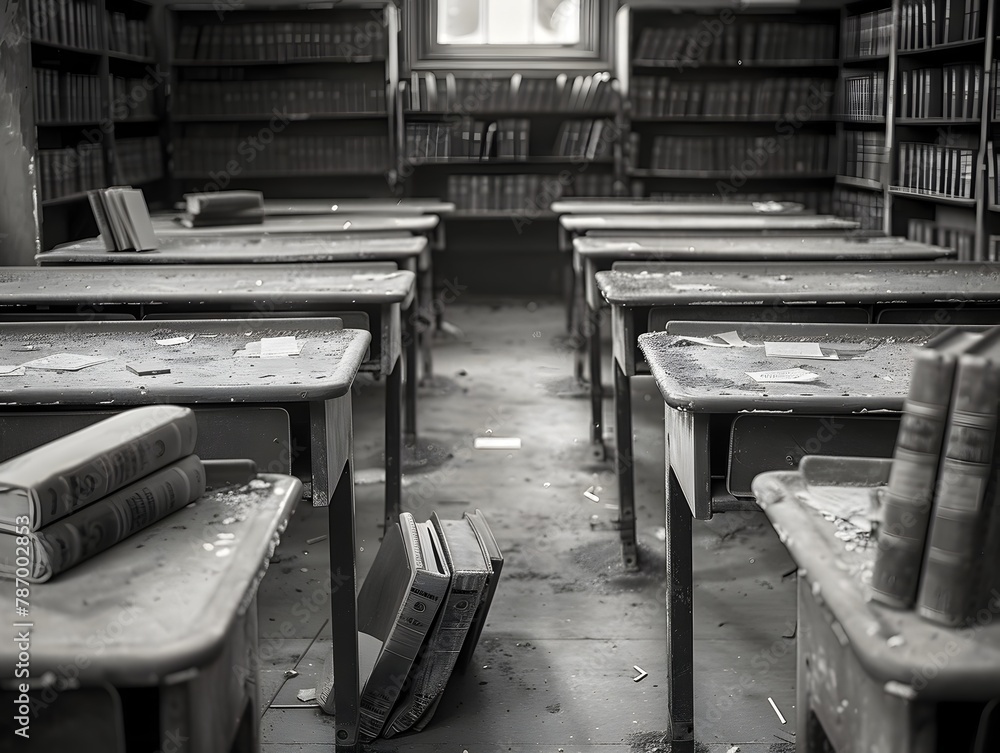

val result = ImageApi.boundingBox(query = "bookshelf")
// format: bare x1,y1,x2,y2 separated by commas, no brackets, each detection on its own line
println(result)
397,71,625,218
26,0,167,251
986,1,1000,258
620,4,841,212
166,1,399,198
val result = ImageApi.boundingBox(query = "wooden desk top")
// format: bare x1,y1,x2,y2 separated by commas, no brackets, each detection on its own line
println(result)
551,199,804,215
754,457,1000,699
151,214,439,236
598,261,1000,306
261,198,456,215
0,318,369,404
38,233,428,265
0,264,415,306
573,235,954,261
561,214,860,233
0,474,301,684
639,321,957,413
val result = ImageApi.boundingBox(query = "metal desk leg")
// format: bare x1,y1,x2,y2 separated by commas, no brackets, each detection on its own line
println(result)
403,303,418,447
666,465,695,752
385,357,403,527
330,456,360,753
614,359,637,569
573,264,588,383
590,310,605,454
418,247,434,380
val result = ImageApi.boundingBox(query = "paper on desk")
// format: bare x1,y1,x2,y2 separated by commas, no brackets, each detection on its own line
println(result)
239,337,308,358
669,282,717,292
747,368,819,383
764,341,839,360
716,331,752,347
156,335,194,346
22,353,112,371
0,365,25,376
678,331,753,348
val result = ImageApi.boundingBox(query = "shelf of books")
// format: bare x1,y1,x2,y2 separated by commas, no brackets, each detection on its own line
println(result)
166,2,399,198
397,71,625,219
621,5,840,212
986,3,1000,260
29,0,166,250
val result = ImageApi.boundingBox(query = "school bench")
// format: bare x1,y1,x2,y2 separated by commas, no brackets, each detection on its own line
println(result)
0,263,412,527
0,471,302,753
638,321,989,753
754,456,1000,753
0,317,371,750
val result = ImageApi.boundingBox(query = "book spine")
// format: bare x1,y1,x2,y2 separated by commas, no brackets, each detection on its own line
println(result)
29,455,206,582
871,350,960,608
19,407,198,529
917,356,1000,626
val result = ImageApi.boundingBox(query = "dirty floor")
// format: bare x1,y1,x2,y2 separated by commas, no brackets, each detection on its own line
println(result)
256,298,798,753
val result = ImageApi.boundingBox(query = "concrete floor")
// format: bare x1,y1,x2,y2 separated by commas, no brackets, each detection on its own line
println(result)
255,298,798,753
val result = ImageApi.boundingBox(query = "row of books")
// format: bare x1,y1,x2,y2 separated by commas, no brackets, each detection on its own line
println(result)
318,510,502,739
173,80,386,117
839,131,887,183
649,189,833,215
647,134,831,174
895,141,976,199
174,21,386,62
633,22,838,65
0,408,204,582
107,11,150,58
403,72,616,114
631,77,834,119
116,137,163,186
573,174,618,198
907,218,975,257
33,69,102,124
898,0,984,50
993,62,1000,121
30,0,100,51
405,119,528,162
833,186,884,231
872,323,1000,627
111,76,158,121
38,143,105,201
842,8,893,58
841,72,886,122
898,65,983,120
991,142,1000,207
172,134,389,176
447,175,568,213
554,120,615,160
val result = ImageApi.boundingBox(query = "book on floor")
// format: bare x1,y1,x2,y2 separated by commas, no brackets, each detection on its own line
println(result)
0,405,198,532
453,508,503,675
0,454,206,582
871,328,983,609
382,512,491,737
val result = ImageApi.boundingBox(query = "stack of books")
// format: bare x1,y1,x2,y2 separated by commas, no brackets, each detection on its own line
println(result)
553,119,614,160
898,0,984,50
318,511,503,739
898,65,982,119
106,10,150,57
872,326,1000,627
406,119,531,162
88,186,158,252
175,21,386,62
31,0,100,50
0,407,205,583
179,190,264,228
842,8,893,58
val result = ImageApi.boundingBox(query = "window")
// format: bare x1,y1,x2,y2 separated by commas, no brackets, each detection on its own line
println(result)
410,0,609,69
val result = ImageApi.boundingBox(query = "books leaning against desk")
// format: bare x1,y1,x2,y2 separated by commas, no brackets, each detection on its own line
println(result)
88,186,158,252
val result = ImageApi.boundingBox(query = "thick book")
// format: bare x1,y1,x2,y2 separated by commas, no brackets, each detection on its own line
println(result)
183,190,264,216
0,455,205,582
383,513,490,737
318,513,449,740
88,186,158,251
917,327,1000,626
0,405,198,532
454,508,503,674
871,328,983,608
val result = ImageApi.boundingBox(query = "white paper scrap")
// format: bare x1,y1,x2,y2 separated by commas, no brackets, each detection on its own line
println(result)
747,368,819,384
716,331,752,347
678,336,733,348
156,335,194,346
473,437,522,450
23,354,112,371
765,341,824,358
260,336,302,359
0,365,25,377
670,283,717,292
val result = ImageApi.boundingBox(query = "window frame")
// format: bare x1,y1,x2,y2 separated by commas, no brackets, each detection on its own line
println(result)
406,0,612,71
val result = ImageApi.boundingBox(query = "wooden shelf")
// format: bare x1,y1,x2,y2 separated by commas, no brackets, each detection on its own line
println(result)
888,187,977,206
405,110,618,118
107,50,156,64
630,169,835,180
841,54,891,65
114,116,162,124
895,117,981,126
632,59,840,70
405,157,614,166
172,57,384,67
630,116,836,124
30,39,102,57
171,113,388,122
448,210,557,220
36,121,103,128
838,116,887,125
171,170,389,179
41,191,93,207
836,175,884,191
897,37,986,56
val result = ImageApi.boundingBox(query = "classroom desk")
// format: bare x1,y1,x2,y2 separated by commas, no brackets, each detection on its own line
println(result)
0,318,370,750
638,321,973,753
261,198,456,215
560,213,859,239
39,235,427,452
753,456,1000,752
0,263,412,527
551,199,805,214
598,261,1000,570
0,472,302,753
151,214,440,237
576,238,954,452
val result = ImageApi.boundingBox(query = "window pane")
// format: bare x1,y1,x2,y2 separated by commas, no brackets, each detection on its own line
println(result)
437,0,581,46
438,0,484,44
